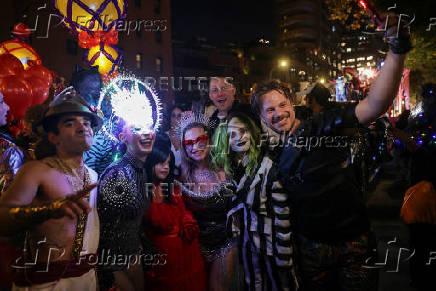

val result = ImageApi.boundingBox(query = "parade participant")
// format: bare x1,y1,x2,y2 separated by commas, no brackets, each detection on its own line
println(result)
165,105,184,177
0,87,102,290
208,76,258,133
304,83,335,116
72,65,114,175
250,14,411,290
175,112,240,291
212,111,299,290
97,80,161,291
143,134,207,291
0,92,26,289
0,92,25,194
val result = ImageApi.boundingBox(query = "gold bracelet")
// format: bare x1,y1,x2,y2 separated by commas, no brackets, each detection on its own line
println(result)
8,198,67,224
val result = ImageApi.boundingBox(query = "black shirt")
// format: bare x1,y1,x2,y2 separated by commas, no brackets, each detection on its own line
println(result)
278,103,370,242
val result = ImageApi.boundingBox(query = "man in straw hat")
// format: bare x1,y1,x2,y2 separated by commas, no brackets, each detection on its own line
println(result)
0,87,102,290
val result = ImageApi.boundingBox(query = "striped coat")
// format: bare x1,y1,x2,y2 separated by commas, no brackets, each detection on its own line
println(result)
232,155,299,290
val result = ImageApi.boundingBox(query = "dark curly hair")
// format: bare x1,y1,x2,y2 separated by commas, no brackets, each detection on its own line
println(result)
251,80,294,114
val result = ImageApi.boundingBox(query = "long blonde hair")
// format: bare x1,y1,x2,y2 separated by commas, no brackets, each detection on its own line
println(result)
180,122,217,184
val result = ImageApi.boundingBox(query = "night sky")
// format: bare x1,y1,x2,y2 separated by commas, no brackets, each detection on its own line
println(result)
171,0,276,46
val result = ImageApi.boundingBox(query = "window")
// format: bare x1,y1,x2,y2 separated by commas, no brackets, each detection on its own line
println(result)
155,31,162,43
136,53,142,70
156,57,163,72
154,0,161,14
346,48,352,52
66,39,77,55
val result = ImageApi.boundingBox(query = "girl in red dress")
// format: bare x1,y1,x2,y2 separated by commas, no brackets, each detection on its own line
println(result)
143,134,207,291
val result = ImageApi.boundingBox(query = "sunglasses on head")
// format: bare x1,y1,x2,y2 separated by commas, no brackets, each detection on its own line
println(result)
183,135,209,147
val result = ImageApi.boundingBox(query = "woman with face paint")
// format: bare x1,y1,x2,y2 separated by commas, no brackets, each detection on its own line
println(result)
176,113,242,291
212,111,300,291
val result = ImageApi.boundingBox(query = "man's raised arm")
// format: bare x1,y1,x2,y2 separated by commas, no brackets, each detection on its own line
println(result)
356,13,412,126
0,162,95,236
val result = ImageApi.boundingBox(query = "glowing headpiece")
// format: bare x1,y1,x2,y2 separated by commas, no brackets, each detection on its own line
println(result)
98,74,162,140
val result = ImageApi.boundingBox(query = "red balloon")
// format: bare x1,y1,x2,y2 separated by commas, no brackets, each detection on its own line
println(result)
0,54,24,77
13,23,31,38
0,75,32,121
24,76,50,106
26,65,53,87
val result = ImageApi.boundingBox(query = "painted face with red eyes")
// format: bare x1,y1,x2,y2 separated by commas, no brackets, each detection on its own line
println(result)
227,117,251,153
183,127,209,162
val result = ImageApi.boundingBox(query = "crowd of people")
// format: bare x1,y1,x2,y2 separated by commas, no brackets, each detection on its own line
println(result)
0,12,434,291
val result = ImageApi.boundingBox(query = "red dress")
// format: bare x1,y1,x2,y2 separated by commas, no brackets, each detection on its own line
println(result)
143,187,207,291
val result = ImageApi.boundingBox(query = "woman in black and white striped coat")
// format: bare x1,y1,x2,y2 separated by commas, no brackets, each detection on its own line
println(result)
212,111,299,291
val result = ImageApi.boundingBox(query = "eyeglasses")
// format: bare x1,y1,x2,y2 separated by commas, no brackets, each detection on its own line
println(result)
183,135,209,148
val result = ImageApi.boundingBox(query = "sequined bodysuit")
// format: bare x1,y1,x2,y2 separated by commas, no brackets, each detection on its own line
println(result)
176,181,234,262
97,153,153,272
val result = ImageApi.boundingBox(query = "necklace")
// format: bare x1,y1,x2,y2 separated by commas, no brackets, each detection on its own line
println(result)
45,155,90,258
195,169,217,182
175,180,232,201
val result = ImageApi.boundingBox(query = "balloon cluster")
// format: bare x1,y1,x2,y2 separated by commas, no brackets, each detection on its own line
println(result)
0,54,53,122
53,0,127,75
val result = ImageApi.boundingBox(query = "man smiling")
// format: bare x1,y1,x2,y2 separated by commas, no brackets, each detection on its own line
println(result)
208,76,258,134
97,118,157,291
251,13,412,290
0,88,102,290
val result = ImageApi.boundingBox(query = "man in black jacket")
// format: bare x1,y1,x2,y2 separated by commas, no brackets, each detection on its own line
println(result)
251,14,411,290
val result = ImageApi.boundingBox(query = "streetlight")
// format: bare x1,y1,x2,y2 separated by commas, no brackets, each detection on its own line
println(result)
279,59,289,68
270,58,290,80
319,78,326,84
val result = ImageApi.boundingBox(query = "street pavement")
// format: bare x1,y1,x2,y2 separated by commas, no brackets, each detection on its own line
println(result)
367,159,415,291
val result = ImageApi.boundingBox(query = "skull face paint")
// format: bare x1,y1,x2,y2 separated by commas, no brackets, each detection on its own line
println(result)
227,117,251,153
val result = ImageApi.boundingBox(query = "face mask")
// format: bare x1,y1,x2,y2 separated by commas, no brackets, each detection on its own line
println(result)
227,117,251,153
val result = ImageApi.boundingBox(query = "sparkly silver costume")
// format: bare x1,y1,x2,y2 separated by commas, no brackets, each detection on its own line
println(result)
97,153,153,277
176,180,234,262
0,132,25,194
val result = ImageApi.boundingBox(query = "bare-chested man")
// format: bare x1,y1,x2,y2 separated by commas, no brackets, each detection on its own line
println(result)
0,88,102,290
